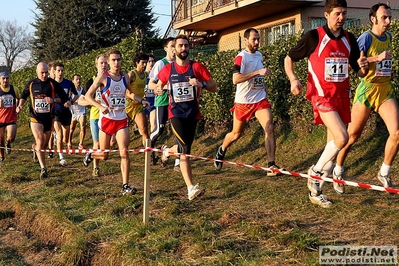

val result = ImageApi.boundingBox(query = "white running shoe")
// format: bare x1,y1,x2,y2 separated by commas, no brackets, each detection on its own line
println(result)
59,159,67,166
188,184,204,201
308,193,332,208
160,145,169,167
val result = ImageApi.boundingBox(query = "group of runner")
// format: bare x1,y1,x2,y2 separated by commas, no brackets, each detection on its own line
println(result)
1,1,396,203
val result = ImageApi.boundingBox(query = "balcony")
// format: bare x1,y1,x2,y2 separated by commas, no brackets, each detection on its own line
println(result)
171,0,323,32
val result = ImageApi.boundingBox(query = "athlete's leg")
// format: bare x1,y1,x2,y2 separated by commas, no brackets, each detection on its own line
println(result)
335,101,371,167
134,111,149,147
115,128,130,185
78,115,87,147
255,108,275,163
378,98,399,166
221,110,246,151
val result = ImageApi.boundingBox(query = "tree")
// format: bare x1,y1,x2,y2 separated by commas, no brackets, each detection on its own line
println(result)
0,20,32,72
31,0,158,62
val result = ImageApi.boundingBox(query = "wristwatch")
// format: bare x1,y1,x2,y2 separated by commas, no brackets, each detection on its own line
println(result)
201,81,207,88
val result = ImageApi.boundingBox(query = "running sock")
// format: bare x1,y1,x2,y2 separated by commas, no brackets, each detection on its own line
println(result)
314,140,340,172
333,165,344,176
175,158,180,166
380,163,391,176
59,153,64,160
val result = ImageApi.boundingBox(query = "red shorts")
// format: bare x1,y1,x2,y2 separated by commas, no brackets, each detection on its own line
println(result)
311,96,351,125
99,117,129,136
231,99,272,122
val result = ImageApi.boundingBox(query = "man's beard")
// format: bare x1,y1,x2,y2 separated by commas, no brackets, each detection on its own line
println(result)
177,51,189,60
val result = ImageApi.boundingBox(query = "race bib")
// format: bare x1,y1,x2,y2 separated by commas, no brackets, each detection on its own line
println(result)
1,95,13,108
172,82,194,103
34,98,50,113
325,58,349,82
109,95,125,110
253,76,265,90
375,59,392,77
95,89,101,102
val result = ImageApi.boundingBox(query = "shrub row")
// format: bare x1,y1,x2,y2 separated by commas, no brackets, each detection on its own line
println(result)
11,21,399,129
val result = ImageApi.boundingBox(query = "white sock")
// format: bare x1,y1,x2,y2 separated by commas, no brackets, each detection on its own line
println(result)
314,140,340,172
380,163,391,176
334,165,344,176
175,158,180,166
59,153,64,160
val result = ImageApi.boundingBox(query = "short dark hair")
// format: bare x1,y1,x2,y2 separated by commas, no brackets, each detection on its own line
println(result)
106,49,122,59
54,62,64,69
369,3,391,23
324,0,347,14
134,52,149,65
163,37,175,48
244,28,258,39
175,34,189,45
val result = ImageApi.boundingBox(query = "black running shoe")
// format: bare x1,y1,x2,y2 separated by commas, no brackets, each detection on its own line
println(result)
214,145,225,171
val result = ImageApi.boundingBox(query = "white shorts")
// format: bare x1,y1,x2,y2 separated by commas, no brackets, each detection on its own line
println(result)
72,113,86,122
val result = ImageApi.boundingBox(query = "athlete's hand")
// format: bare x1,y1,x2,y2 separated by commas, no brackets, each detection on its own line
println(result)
378,50,392,61
64,100,71,108
155,86,164,96
290,79,302,96
358,51,369,69
100,106,109,115
0,97,3,108
142,100,150,108
258,68,271,76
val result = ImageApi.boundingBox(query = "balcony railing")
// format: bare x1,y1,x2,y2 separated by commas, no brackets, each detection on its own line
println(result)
164,0,239,38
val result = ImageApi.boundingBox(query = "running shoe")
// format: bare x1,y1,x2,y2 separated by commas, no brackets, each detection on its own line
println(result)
122,184,137,195
308,192,332,208
267,163,285,177
92,167,100,177
59,159,67,166
48,152,54,159
333,170,345,194
150,152,159,165
160,145,169,167
83,152,93,167
5,140,11,154
40,167,48,179
188,183,204,200
214,145,225,171
377,171,393,189
307,165,322,195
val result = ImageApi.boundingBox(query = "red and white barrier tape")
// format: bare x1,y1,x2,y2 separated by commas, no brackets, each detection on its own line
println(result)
2,146,398,194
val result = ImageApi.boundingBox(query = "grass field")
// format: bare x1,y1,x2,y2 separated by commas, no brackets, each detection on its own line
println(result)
0,117,398,265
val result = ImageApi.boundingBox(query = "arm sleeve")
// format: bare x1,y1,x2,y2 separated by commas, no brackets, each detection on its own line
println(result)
233,55,242,73
349,32,361,72
288,29,319,61
193,62,211,81
20,81,31,100
157,64,171,84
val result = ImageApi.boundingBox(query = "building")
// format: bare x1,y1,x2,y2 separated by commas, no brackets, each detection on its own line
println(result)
165,0,395,51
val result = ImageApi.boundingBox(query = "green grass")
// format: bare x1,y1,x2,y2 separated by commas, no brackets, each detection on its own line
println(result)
0,118,398,265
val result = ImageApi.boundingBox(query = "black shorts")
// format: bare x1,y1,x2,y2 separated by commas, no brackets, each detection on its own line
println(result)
30,116,54,132
170,117,197,154
0,122,16,128
54,110,72,126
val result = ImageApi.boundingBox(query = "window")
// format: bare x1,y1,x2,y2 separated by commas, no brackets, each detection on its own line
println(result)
262,22,295,45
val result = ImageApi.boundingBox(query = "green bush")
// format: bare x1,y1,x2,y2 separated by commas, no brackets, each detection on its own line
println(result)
11,21,399,130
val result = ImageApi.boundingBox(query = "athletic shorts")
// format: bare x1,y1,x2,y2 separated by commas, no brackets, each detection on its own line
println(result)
90,119,99,142
30,117,54,132
0,122,16,128
126,103,145,120
311,96,351,125
99,117,129,136
231,98,272,122
354,81,394,112
72,113,86,122
170,117,197,154
54,110,72,126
